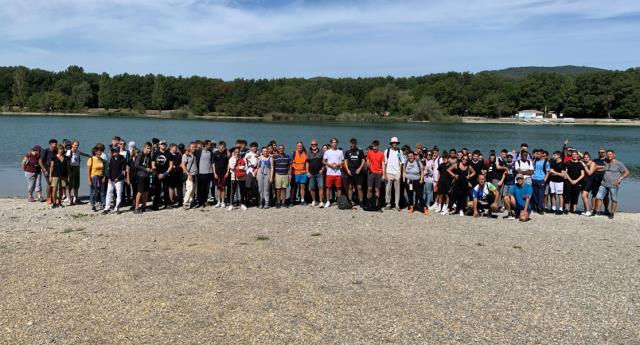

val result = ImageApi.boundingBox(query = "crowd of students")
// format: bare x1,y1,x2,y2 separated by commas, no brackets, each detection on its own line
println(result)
22,136,630,221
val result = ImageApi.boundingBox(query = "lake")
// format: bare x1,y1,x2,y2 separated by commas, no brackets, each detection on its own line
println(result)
1,115,638,211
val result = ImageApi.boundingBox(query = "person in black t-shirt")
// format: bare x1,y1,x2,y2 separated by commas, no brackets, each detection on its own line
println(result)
151,141,174,210
168,143,183,206
565,151,585,213
103,148,127,213
212,142,230,207
548,151,566,214
344,138,365,204
469,150,485,187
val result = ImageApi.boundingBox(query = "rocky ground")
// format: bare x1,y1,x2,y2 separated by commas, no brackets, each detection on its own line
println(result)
1,198,639,344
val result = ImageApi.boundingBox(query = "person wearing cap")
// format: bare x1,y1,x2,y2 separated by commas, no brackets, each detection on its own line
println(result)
103,147,127,214
39,139,58,204
22,145,43,202
383,137,403,211
151,140,174,210
504,174,533,221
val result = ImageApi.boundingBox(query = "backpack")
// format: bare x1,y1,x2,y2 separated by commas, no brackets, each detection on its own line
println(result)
362,196,382,212
234,158,247,178
337,195,352,210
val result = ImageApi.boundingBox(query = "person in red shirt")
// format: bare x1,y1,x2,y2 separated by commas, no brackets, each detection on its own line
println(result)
366,140,385,200
22,145,43,202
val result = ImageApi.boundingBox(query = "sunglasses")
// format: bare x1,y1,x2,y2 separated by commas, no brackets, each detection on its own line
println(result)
311,143,318,146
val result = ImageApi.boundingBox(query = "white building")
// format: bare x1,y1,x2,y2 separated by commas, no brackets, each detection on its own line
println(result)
516,109,544,119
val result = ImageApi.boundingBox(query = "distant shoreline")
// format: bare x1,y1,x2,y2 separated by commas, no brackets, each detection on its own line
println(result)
2,111,640,126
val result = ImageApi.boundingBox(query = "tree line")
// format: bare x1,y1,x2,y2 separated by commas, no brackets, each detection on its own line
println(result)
1,65,639,120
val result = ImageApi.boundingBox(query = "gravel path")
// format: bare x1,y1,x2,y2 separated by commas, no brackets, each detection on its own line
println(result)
1,199,639,344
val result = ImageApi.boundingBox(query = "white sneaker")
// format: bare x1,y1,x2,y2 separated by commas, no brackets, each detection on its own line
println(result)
311,201,317,207
581,211,592,216
240,204,247,211
441,209,449,216
227,205,233,211
221,202,226,208
214,201,221,208
429,204,438,211
324,201,331,208
459,210,464,216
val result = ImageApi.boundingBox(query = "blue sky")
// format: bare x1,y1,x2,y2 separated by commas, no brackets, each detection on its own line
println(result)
0,0,639,79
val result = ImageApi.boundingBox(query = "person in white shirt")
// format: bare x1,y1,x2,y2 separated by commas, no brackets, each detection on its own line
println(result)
322,138,344,208
383,136,403,211
515,150,534,185
65,140,90,205
244,142,259,207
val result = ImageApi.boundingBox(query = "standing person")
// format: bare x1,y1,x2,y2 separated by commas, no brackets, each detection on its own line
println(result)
403,151,427,215
500,154,517,209
565,151,585,214
591,149,609,214
244,142,260,207
504,174,533,221
22,145,43,202
306,140,325,207
151,141,174,210
580,152,597,216
103,148,127,214
322,138,345,208
447,155,476,216
423,150,437,209
272,144,291,208
39,139,58,204
548,151,566,215
65,140,90,205
212,141,230,208
344,138,366,206
87,145,106,211
291,142,309,206
594,150,629,219
168,143,183,207
133,142,153,214
515,151,533,185
49,144,71,208
383,137,403,211
531,150,550,215
228,147,248,211
180,142,199,209
436,154,454,214
485,152,505,208
128,147,139,210
196,140,214,208
469,150,485,187
257,147,274,208
366,140,385,205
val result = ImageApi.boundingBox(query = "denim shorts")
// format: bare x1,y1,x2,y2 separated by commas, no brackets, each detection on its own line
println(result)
308,173,324,190
596,185,619,203
294,173,308,185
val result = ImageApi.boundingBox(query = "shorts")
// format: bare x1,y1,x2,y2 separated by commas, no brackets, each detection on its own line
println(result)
168,172,182,188
590,179,602,196
294,173,308,185
215,175,227,189
326,175,342,189
275,174,289,189
500,183,513,196
476,193,496,210
137,176,150,193
438,180,451,195
367,172,382,189
69,166,80,189
549,182,564,195
596,185,619,203
308,173,324,190
50,176,68,189
346,172,365,186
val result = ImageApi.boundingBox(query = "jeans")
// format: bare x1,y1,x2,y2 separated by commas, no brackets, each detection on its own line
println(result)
406,180,424,209
531,179,546,211
89,176,102,207
384,173,401,207
104,180,124,211
257,171,271,206
25,172,42,196
423,180,434,206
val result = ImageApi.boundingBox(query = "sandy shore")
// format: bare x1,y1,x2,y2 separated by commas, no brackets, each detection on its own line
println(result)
1,199,639,344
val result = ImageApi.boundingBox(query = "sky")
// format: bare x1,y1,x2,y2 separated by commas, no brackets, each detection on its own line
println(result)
0,0,639,79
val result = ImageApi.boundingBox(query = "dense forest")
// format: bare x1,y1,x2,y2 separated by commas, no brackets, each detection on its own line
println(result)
1,65,639,120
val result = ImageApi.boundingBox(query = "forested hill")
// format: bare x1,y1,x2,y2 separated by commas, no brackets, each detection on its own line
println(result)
481,65,608,78
1,65,638,120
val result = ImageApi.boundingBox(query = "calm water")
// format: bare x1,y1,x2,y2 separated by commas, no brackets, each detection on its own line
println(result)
2,115,638,210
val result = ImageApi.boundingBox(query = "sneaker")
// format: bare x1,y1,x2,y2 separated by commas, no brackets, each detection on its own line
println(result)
459,210,464,217
102,210,110,215
384,205,392,210
220,202,226,208
311,201,317,207
503,213,515,220
263,205,270,210
440,209,448,215
227,205,233,211
214,201,221,208
395,207,401,212
607,214,614,220
301,202,308,207
324,201,331,208
240,204,247,211
593,213,602,218
581,211,592,217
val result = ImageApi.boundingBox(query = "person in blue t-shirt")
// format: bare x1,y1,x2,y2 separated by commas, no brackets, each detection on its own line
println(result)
531,149,550,215
504,174,533,221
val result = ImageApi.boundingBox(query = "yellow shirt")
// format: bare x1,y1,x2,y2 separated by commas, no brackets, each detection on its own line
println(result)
87,156,104,177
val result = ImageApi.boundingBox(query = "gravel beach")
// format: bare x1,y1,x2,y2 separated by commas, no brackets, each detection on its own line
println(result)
1,198,639,344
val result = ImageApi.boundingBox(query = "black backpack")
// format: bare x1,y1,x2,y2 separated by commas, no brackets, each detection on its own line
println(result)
336,195,352,210
361,197,381,212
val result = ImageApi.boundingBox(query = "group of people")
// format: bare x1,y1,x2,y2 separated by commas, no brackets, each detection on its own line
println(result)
22,136,630,220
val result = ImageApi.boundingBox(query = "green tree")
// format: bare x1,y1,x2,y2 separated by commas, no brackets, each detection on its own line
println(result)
12,67,29,107
42,91,68,111
368,83,399,116
71,81,92,110
151,75,167,110
98,73,115,108
412,96,443,121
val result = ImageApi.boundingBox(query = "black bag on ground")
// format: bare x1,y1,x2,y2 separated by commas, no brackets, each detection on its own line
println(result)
336,195,352,210
361,197,381,212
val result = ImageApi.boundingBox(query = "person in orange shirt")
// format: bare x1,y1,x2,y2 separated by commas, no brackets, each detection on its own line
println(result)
291,141,308,206
366,140,385,201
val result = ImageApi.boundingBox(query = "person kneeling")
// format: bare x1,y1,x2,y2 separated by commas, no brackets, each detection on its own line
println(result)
469,174,498,218
504,174,533,221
